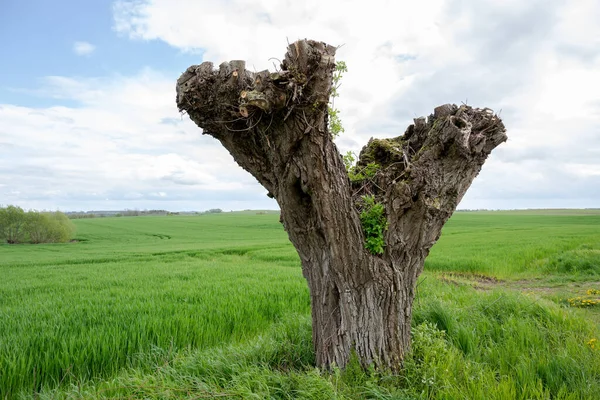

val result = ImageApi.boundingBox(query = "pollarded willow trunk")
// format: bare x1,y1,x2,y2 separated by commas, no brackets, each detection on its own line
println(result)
176,40,507,370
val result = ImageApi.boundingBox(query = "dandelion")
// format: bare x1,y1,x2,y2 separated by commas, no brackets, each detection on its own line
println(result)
587,338,597,350
567,296,599,307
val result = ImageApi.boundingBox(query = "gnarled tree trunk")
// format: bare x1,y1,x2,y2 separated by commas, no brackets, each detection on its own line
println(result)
176,40,507,370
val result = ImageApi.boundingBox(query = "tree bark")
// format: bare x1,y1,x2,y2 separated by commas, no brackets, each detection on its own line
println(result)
176,39,507,370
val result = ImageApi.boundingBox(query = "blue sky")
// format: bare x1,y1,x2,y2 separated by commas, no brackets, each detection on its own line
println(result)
0,0,198,107
1,0,599,211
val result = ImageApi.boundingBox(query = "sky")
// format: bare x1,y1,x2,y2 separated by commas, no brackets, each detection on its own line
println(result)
0,0,599,212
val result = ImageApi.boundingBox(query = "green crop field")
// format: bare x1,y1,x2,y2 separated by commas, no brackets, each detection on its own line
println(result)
1,210,600,399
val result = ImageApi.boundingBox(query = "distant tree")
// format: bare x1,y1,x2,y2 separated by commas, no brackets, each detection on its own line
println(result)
24,211,51,244
0,205,26,244
123,209,140,217
0,206,75,244
176,40,506,370
67,212,96,219
43,211,75,243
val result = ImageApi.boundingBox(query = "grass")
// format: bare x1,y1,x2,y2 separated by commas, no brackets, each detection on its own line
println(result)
426,212,600,277
0,212,292,268
1,214,307,397
1,210,600,399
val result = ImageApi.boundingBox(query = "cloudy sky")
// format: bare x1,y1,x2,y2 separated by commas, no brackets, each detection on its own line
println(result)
1,0,598,212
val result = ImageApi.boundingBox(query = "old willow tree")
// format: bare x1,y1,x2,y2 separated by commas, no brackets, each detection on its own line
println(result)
176,40,507,370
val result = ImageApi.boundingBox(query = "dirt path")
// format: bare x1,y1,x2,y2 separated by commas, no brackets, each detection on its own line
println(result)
436,272,600,325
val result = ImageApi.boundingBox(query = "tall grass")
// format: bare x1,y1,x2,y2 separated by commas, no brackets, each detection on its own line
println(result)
1,211,600,398
31,281,600,400
0,252,309,397
408,279,600,399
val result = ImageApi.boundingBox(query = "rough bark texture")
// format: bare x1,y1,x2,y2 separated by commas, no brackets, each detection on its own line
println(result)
176,39,507,370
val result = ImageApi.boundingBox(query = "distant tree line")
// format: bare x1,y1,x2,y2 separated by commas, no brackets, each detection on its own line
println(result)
0,205,75,244
67,209,170,219
67,212,98,219
66,208,224,219
168,209,223,216
198,208,223,215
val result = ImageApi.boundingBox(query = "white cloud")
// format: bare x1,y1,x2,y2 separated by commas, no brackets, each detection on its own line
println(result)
111,0,453,147
0,70,272,211
73,41,96,56
109,0,600,209
2,0,599,211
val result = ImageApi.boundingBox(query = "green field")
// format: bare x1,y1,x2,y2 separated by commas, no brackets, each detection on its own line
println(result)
1,211,600,399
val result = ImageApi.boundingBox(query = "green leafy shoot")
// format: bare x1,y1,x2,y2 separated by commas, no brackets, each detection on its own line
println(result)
329,61,347,139
359,195,388,255
343,151,356,172
344,151,380,183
